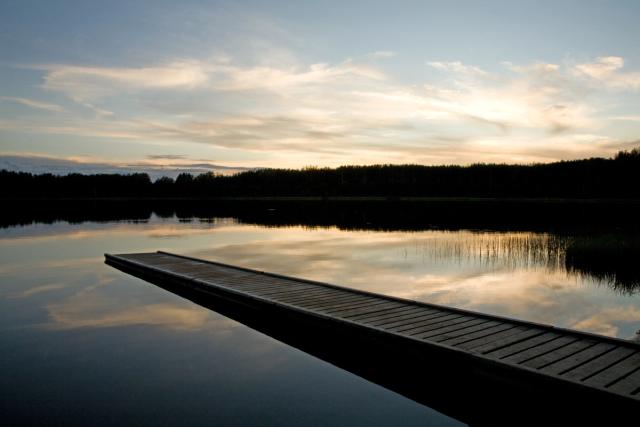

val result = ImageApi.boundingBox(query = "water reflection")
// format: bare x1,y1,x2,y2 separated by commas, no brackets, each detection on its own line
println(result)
1,218,460,426
4,200,639,295
187,229,640,338
2,211,639,425
3,215,638,338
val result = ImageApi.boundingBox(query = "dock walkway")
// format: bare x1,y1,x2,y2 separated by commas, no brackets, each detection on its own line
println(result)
105,251,640,406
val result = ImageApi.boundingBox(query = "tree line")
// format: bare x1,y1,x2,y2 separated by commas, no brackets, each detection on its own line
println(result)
2,148,639,199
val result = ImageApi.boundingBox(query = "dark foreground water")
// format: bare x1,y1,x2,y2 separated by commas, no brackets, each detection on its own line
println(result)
2,202,640,425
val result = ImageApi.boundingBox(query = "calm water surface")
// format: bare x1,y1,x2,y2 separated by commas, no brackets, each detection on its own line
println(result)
2,214,639,425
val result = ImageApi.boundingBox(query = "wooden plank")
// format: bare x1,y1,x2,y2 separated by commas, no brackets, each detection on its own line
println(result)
374,311,451,331
202,271,288,283
377,310,453,329
156,262,212,273
366,309,443,328
201,275,332,299
561,346,636,382
606,367,640,395
280,290,362,305
350,306,427,323
392,312,463,331
223,283,304,295
300,292,376,309
270,285,346,299
324,301,406,318
521,340,595,369
231,275,310,286
323,299,405,317
119,252,157,258
211,281,300,295
258,290,343,304
163,261,208,270
540,342,616,375
235,283,332,298
502,335,577,364
126,253,182,263
281,294,365,309
154,262,211,273
583,352,640,388
363,308,442,327
485,331,560,359
295,295,373,310
414,318,496,340
196,275,278,288
256,286,343,300
190,269,256,283
342,305,414,320
310,295,388,311
437,323,516,346
150,261,191,269
395,314,475,334
456,326,537,351
422,319,500,341
454,326,527,350
213,275,284,286
214,278,308,292
304,295,381,311
467,328,546,354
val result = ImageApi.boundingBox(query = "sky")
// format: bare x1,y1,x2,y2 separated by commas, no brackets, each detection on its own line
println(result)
1,0,640,173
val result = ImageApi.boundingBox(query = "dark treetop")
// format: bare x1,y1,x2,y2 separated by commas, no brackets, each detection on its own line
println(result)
2,148,639,199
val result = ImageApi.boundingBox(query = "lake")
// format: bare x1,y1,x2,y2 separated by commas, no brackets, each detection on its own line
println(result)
2,202,639,425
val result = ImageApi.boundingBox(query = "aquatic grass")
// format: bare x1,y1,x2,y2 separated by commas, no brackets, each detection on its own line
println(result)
417,231,640,295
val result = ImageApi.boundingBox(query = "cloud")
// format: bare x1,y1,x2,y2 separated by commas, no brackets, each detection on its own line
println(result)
209,60,386,91
36,61,209,100
574,56,624,79
48,300,213,330
573,56,640,90
423,60,595,133
427,61,487,76
571,306,640,337
35,59,385,101
8,283,67,299
0,96,64,112
6,55,639,166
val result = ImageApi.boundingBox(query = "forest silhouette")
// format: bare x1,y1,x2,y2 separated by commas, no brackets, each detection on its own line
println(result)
2,148,639,199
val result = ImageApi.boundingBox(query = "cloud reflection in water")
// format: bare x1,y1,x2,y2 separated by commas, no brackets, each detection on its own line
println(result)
1,220,639,338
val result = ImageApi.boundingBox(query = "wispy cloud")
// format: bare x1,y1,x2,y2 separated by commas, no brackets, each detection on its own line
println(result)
427,61,487,76
6,54,639,166
8,283,67,299
0,96,64,112
48,300,213,330
571,306,640,337
209,60,386,91
573,56,640,90
35,61,209,100
34,59,385,99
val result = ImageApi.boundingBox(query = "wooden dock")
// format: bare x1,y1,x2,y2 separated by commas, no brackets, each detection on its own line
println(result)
105,251,640,420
